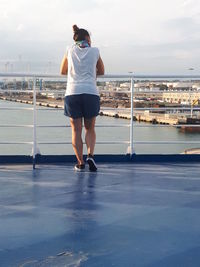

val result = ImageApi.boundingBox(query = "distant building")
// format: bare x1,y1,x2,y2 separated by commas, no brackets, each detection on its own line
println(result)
119,82,130,90
41,92,65,99
163,91,200,105
163,82,193,91
135,82,162,92
192,83,200,90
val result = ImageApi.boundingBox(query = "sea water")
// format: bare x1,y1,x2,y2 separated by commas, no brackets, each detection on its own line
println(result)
0,99,200,155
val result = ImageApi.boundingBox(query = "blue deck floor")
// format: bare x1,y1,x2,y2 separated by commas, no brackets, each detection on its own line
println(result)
0,162,200,267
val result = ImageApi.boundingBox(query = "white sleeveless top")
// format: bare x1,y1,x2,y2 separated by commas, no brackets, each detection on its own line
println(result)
65,45,100,96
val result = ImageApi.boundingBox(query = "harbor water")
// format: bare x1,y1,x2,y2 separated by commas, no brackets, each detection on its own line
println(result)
0,99,200,155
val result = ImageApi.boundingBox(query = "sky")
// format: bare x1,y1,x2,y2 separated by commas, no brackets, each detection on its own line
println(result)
0,0,200,74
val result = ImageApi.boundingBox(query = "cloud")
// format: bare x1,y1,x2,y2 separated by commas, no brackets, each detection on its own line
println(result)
1,11,8,19
182,0,193,6
0,0,199,74
16,24,25,32
163,16,200,43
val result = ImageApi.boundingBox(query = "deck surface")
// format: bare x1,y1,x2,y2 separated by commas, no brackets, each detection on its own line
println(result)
0,162,200,267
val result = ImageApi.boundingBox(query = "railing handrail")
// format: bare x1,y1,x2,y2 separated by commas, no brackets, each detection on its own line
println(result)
1,124,200,128
0,89,199,92
1,72,200,79
2,140,200,145
2,107,200,111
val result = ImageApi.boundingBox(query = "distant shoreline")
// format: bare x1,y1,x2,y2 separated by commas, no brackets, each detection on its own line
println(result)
0,96,63,109
0,96,181,125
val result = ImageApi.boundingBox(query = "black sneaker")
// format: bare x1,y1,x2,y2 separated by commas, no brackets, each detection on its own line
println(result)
74,164,85,171
86,154,97,172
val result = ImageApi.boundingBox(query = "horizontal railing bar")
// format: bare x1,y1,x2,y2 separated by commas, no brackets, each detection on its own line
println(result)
36,107,128,111
0,141,129,145
0,124,129,128
0,106,60,111
100,90,164,94
0,107,33,110
101,107,200,111
0,141,33,144
0,73,65,79
2,107,128,111
1,90,64,93
35,107,200,111
1,124,200,128
36,107,130,111
2,107,200,112
38,124,129,128
1,140,200,145
0,141,198,145
34,107,62,110
101,75,200,79
28,140,200,145
134,107,200,110
101,108,130,110
1,106,200,111
101,108,200,111
1,89,130,94
38,141,130,145
0,90,34,93
2,89,63,93
1,72,200,79
100,90,131,94
132,91,195,93
37,141,129,145
134,124,200,128
134,141,200,144
0,125,33,128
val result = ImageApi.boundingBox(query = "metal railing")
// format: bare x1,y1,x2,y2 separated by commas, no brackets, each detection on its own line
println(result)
1,73,200,168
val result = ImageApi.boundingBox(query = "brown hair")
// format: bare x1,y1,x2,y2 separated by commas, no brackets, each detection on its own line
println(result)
72,24,90,41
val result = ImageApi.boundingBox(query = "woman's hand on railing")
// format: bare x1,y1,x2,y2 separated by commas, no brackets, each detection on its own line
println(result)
96,56,105,76
60,55,68,75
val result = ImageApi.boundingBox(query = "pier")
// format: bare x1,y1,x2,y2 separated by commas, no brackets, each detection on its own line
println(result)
0,96,63,109
100,110,183,125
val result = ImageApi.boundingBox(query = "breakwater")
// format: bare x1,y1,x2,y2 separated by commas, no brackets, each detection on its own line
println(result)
100,110,183,125
0,96,63,109
0,96,189,125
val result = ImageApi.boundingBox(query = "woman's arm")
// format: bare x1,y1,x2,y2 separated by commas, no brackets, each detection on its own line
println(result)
96,56,105,76
60,55,68,75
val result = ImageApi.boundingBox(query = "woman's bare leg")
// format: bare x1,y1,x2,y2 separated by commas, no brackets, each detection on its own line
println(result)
84,117,96,156
70,118,84,165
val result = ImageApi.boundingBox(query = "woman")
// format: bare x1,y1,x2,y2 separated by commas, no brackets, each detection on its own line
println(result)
60,25,105,171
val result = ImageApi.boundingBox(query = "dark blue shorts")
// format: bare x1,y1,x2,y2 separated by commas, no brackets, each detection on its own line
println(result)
64,94,100,119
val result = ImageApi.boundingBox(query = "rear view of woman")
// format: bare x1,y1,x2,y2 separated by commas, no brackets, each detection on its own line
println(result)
60,25,104,171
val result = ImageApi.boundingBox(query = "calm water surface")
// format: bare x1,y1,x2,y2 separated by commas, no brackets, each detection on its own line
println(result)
0,100,200,155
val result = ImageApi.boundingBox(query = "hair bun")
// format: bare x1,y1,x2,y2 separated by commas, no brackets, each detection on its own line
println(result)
73,25,79,33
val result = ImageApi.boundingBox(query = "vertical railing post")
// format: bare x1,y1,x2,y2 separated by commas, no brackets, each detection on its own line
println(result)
130,78,134,156
190,87,193,118
33,77,37,169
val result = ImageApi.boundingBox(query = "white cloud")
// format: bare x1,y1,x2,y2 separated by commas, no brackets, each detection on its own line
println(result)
182,0,193,6
16,24,25,32
0,0,199,74
1,11,9,19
